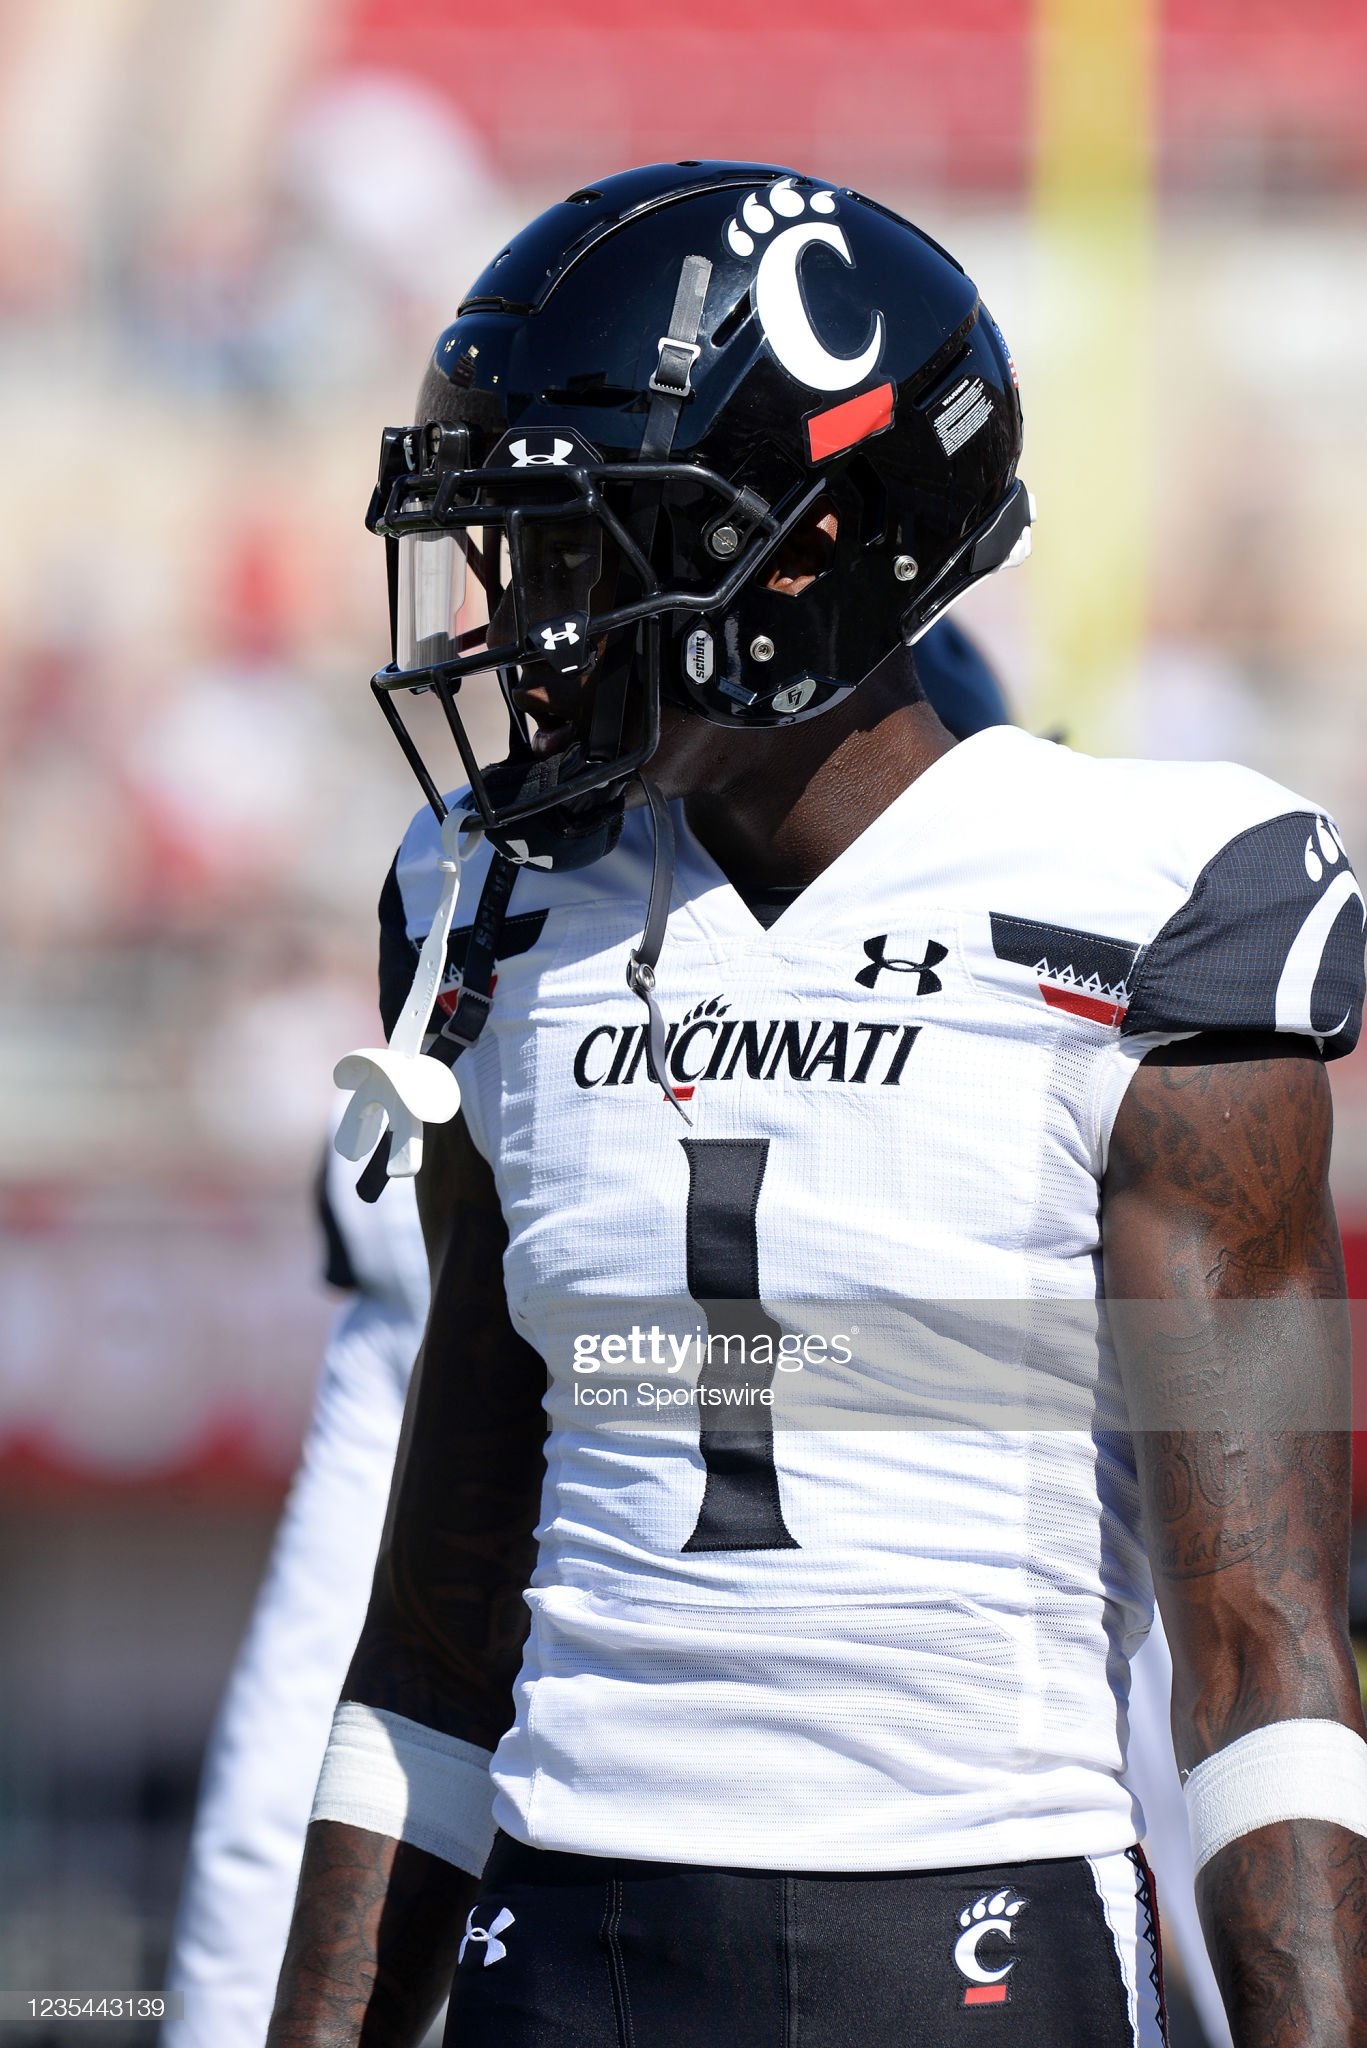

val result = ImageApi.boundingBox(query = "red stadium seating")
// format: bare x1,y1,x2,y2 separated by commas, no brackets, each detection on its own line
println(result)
338,0,1367,191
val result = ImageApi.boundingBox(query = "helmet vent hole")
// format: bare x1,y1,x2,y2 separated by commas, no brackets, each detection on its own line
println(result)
711,294,754,349
565,188,601,204
541,379,642,409
847,455,889,548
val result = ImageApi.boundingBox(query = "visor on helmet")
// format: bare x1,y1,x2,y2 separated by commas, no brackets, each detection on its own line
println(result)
395,525,469,672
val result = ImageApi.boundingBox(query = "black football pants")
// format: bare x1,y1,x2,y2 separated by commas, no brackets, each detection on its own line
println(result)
444,1833,1167,2046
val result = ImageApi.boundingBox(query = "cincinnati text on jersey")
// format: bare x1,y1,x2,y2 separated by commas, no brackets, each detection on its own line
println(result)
571,1008,922,1090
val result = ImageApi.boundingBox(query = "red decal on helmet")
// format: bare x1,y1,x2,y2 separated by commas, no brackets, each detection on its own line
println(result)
804,382,894,463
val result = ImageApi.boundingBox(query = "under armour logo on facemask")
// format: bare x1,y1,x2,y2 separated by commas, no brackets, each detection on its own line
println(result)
855,935,948,992
539,620,582,651
459,1905,515,1967
509,437,574,467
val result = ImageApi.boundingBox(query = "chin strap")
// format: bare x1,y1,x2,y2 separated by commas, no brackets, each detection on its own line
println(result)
334,809,472,1179
627,776,690,1124
585,251,713,775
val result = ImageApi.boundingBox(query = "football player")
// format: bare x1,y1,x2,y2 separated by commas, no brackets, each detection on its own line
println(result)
168,619,1108,2048
268,165,1366,2047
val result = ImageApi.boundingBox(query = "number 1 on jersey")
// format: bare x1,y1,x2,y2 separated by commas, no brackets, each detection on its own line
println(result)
679,1138,799,1552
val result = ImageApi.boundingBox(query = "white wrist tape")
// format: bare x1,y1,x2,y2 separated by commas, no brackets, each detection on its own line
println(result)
1184,1718,1367,1875
311,1702,497,1877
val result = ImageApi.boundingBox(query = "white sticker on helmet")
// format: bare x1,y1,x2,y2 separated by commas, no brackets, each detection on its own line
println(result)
771,678,817,714
932,376,994,457
684,628,715,686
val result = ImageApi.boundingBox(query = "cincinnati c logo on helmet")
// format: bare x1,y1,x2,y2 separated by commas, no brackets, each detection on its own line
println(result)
724,178,885,394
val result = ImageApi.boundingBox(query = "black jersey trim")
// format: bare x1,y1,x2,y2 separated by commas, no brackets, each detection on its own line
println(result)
1122,809,1365,1056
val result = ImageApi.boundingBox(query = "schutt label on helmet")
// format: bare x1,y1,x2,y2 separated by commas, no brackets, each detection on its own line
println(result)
683,629,714,685
573,1004,921,1091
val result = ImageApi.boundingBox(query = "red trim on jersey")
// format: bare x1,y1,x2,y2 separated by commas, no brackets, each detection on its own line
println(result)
1039,982,1127,1028
804,382,894,462
962,1984,1008,2006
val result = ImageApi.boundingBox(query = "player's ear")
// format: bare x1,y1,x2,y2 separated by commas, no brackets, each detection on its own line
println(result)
764,501,839,597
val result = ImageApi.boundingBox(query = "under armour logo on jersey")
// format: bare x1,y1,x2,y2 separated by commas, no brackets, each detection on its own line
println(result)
509,436,574,467
856,936,947,992
953,1888,1027,2007
459,1905,515,1967
539,620,581,651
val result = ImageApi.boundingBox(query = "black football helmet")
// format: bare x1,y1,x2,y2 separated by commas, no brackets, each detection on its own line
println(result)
367,160,1031,869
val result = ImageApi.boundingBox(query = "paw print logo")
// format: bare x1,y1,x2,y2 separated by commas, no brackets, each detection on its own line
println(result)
721,177,884,394
1305,813,1348,885
952,1889,1027,2004
724,176,836,257
1281,810,1364,1041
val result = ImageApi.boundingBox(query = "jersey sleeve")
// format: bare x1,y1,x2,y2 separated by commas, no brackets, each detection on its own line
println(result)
1121,808,1366,1057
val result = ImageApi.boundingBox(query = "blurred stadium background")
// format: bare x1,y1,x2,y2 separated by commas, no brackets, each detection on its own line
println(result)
2,1,1366,2041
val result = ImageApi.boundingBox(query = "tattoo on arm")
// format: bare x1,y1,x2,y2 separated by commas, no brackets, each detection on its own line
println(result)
266,1823,476,2048
1103,1036,1367,2042
1198,1822,1367,2048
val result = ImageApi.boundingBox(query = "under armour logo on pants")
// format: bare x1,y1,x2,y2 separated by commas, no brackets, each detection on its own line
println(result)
459,1906,515,1967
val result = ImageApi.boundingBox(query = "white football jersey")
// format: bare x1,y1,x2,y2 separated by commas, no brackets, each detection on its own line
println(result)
380,727,1364,1872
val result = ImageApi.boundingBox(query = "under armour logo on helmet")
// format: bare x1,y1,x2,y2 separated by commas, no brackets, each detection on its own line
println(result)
856,935,948,992
510,436,574,467
539,620,581,651
459,1905,515,1968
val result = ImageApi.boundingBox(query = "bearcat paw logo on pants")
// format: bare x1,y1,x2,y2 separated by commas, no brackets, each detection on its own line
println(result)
953,1889,1027,2006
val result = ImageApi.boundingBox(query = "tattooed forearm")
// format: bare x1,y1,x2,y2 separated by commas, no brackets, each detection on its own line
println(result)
1103,1036,1366,2041
267,1823,476,2048
1198,1821,1367,2048
1135,1429,1352,1765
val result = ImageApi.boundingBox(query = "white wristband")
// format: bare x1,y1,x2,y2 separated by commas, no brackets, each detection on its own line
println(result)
1184,1718,1367,1875
311,1701,497,1878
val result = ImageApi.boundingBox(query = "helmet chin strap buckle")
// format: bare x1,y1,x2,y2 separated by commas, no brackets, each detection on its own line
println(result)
332,809,476,1179
649,335,702,399
626,777,691,1124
